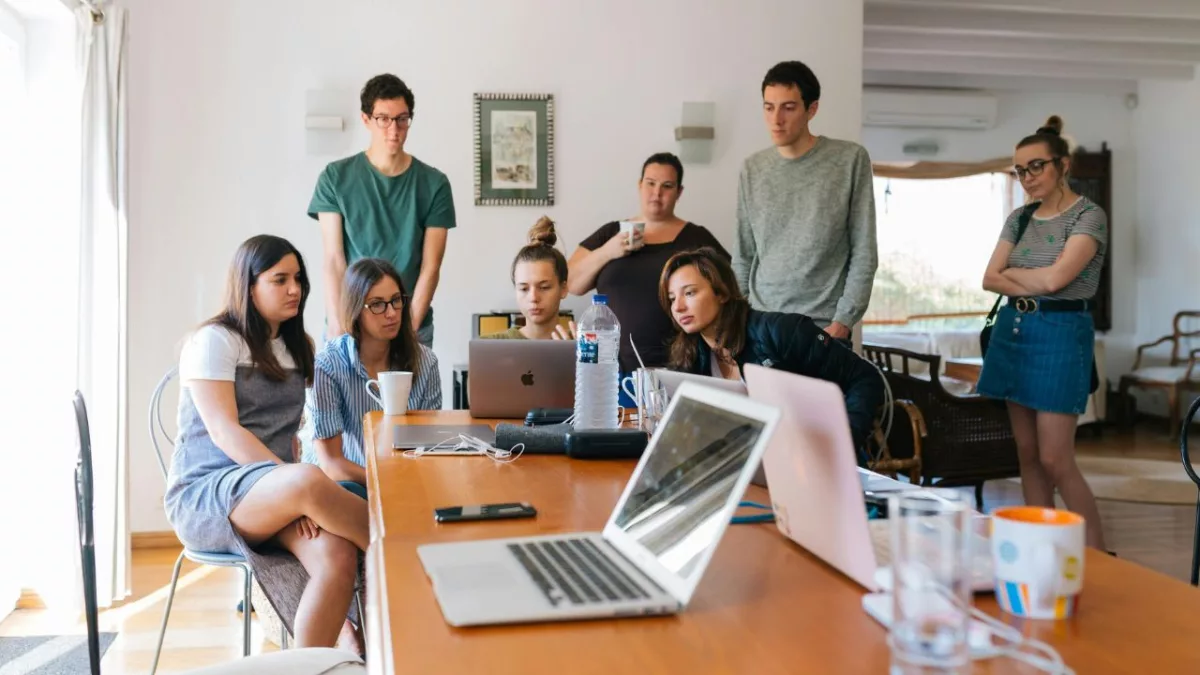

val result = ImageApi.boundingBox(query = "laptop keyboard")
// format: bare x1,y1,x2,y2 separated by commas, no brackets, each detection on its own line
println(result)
507,538,654,607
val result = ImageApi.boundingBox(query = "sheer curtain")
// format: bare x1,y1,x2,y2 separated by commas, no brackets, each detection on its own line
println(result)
863,171,1019,328
75,1,130,608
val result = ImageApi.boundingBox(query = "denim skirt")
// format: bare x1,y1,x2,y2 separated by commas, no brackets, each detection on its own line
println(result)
977,304,1094,415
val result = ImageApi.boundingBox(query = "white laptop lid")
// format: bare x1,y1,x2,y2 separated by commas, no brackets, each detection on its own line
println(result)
742,364,881,590
654,369,747,399
599,381,781,605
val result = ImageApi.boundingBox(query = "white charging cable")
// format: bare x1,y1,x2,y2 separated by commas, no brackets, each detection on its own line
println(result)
967,605,1073,675
862,356,895,466
400,434,525,464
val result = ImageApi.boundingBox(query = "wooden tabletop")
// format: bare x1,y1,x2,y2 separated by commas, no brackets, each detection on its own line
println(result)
363,411,1200,674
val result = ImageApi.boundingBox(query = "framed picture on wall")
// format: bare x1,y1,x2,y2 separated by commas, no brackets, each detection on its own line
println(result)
473,93,555,206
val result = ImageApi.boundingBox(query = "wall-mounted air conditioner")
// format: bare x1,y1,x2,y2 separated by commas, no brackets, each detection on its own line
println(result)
863,88,998,130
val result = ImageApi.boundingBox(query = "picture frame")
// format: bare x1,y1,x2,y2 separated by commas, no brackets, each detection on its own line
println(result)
473,93,555,206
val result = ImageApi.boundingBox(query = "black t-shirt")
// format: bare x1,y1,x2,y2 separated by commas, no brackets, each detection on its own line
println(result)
579,221,731,372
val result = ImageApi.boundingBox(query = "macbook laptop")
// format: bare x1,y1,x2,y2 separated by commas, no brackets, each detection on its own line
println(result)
652,369,760,483
393,424,496,452
654,368,747,399
742,364,994,593
468,339,575,418
417,381,782,626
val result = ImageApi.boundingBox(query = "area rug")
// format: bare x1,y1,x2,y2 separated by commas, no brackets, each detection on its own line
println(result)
0,633,116,675
1010,456,1198,505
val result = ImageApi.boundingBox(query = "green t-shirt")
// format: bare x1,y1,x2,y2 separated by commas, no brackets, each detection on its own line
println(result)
308,153,456,328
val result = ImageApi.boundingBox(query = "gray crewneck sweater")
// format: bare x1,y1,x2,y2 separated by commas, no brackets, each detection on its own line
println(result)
733,137,878,328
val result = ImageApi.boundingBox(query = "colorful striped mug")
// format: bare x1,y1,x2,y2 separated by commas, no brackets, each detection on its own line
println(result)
991,506,1085,620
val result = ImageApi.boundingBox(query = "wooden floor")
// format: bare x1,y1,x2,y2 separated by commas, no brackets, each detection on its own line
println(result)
1,426,1195,674
0,549,282,674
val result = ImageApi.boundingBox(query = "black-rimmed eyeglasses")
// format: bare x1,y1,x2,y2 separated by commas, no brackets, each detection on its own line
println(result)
1010,157,1059,181
364,296,405,315
371,114,413,129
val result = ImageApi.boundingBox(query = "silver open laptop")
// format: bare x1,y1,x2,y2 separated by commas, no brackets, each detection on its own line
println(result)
393,425,496,452
654,368,747,398
417,382,782,627
742,364,994,593
468,339,575,418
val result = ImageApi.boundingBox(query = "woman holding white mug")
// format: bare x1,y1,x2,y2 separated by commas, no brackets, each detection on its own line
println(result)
569,153,728,406
304,258,442,492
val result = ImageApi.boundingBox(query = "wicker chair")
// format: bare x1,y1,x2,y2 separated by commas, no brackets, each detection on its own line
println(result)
862,343,1020,508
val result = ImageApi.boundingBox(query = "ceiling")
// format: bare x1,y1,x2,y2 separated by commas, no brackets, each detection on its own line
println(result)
864,0,1200,95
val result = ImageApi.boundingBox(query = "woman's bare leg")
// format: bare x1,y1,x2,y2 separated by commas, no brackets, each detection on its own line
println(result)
1035,411,1107,549
229,463,369,550
1008,402,1054,507
273,526,359,648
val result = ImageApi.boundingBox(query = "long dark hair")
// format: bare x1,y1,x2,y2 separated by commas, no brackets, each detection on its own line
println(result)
207,234,315,383
658,247,750,371
340,258,421,372
511,216,568,284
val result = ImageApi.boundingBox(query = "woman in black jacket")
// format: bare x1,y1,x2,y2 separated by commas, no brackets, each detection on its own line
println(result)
658,247,884,457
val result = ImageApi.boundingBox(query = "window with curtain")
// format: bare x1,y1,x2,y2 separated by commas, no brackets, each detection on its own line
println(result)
864,172,1024,331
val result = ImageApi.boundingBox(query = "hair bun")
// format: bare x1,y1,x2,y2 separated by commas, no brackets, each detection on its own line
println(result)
527,216,557,248
1037,115,1064,136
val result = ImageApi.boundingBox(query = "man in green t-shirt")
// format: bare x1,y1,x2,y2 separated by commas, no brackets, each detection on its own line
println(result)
308,73,456,347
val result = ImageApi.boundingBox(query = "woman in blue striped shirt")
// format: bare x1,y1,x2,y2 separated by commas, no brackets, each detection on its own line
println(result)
305,258,442,492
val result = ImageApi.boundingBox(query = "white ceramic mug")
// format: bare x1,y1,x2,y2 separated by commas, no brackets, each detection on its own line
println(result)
991,506,1085,620
365,371,413,416
618,220,645,246
620,369,668,433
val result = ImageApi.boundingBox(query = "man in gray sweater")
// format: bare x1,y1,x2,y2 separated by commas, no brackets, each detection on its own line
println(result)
734,60,877,341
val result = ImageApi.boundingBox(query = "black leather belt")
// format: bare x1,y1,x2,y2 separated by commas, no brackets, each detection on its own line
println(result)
1007,297,1091,313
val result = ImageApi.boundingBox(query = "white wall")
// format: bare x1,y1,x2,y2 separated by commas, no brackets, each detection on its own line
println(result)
123,0,865,532
1132,69,1200,415
861,90,1138,376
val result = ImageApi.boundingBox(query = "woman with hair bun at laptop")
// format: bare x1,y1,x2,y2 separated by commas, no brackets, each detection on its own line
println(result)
304,258,442,495
483,216,575,340
659,246,884,459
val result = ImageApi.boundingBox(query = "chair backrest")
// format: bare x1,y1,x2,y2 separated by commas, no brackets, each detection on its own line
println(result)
1170,312,1200,366
149,367,178,483
861,343,1017,483
73,391,102,675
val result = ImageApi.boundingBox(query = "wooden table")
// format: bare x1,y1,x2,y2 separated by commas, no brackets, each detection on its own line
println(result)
363,411,1200,674
945,356,985,384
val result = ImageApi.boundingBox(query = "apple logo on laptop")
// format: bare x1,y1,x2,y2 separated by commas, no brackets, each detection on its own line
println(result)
521,370,535,386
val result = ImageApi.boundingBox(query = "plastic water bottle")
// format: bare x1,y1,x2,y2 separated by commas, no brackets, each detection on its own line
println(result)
574,294,621,429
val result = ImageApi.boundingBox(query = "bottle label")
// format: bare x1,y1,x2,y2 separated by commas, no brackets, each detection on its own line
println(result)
577,331,599,364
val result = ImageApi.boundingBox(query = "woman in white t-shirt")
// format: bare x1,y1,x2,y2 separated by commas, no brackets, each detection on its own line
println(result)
165,235,366,650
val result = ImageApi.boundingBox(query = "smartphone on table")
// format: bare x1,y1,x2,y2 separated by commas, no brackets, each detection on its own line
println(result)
434,502,537,523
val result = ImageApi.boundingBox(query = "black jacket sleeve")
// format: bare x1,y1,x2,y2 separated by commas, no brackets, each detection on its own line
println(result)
768,314,885,455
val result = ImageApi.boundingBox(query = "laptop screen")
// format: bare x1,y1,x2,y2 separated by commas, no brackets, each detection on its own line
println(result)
611,395,767,582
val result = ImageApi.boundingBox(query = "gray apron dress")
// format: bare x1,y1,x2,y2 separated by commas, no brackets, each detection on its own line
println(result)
165,362,358,637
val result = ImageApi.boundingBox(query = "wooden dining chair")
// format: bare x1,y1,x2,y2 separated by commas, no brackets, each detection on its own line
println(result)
1120,310,1200,437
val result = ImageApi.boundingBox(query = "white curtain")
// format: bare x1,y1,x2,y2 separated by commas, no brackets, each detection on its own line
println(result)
76,2,130,608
